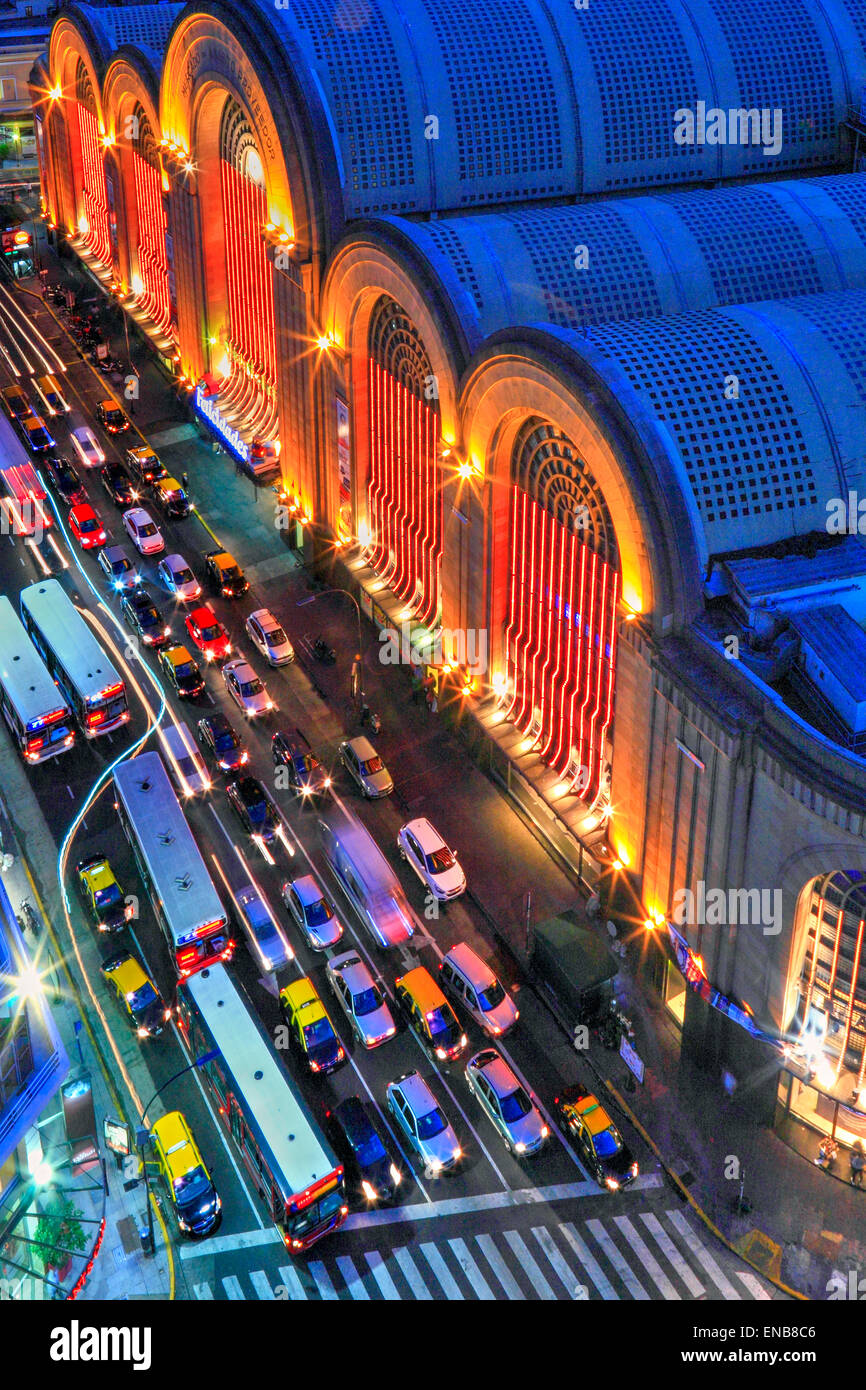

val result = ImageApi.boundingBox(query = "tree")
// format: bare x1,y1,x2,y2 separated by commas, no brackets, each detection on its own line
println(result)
34,1193,87,1272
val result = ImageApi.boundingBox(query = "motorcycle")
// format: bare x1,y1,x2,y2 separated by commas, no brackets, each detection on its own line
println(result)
312,636,336,665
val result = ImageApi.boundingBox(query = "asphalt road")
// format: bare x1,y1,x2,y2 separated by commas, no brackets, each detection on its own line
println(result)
0,268,777,1301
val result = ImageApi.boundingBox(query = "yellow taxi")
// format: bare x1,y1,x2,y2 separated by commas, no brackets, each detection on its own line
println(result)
21,412,54,452
151,475,191,518
204,548,249,598
279,977,345,1075
2,383,31,419
394,965,467,1062
76,854,132,932
150,1111,221,1236
96,398,130,434
125,444,166,486
100,950,170,1038
554,1085,639,1190
158,643,206,699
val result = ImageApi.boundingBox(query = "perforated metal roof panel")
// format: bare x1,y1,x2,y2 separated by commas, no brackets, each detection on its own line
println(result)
71,3,183,68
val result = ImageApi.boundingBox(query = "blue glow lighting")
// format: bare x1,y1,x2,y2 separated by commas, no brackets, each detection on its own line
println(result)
194,384,249,463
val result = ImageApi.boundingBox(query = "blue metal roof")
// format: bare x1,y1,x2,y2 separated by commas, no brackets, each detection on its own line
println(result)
70,3,183,70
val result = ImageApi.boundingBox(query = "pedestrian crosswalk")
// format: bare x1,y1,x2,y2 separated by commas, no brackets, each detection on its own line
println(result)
190,1207,772,1302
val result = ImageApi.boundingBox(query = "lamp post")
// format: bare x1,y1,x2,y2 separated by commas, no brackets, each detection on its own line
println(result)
297,588,365,705
136,1049,219,1258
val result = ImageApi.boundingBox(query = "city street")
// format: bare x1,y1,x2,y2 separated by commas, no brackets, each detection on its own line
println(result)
0,258,780,1301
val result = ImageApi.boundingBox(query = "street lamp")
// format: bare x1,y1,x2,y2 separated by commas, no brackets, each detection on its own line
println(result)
297,588,365,704
136,1049,219,1257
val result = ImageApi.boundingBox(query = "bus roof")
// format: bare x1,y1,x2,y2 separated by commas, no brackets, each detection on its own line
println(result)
0,594,70,729
113,751,226,944
20,579,123,702
183,964,338,1203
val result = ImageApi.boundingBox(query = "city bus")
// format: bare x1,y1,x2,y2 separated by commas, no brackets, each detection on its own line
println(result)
176,962,348,1251
19,579,129,737
0,410,52,536
113,751,232,976
0,594,74,762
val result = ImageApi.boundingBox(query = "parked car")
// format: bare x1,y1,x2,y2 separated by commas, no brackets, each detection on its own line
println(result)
279,977,345,1075
158,643,206,698
101,950,170,1038
96,398,130,434
44,455,86,505
271,732,331,796
339,735,393,799
196,711,248,771
68,502,106,550
184,605,231,662
70,424,105,468
325,949,396,1049
386,1072,461,1175
157,553,201,602
100,461,137,508
554,1085,639,1190
323,1096,403,1206
245,608,294,665
204,548,248,597
75,854,132,932
226,775,280,845
123,507,165,555
97,543,138,590
281,875,344,950
466,1048,548,1157
222,658,274,718
121,586,171,648
397,817,465,902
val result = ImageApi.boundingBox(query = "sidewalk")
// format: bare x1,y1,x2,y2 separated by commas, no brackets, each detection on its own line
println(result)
39,239,866,1300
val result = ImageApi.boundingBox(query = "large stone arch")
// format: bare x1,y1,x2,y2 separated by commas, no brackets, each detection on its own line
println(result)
101,60,164,311
776,840,866,1034
46,16,108,237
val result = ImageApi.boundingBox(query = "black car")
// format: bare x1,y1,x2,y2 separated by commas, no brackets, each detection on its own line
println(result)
553,1085,639,1191
271,732,332,797
121,586,171,649
324,1096,403,1206
100,461,136,508
44,454,86,505
226,775,280,844
196,712,248,772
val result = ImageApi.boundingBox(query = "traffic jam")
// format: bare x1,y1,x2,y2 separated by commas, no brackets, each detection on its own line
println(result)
0,273,642,1262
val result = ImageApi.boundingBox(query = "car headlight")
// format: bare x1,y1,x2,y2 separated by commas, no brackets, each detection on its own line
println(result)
136,1026,149,1038
452,1147,462,1161
428,1158,442,1174
515,1141,527,1153
629,1161,639,1177
389,1163,402,1185
460,1034,467,1048
541,1125,550,1138
361,1180,378,1203
435,1047,447,1059
178,1217,190,1232
605,1176,620,1191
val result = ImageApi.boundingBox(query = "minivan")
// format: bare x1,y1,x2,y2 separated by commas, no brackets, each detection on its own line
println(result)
318,807,414,948
150,1111,221,1237
439,942,519,1037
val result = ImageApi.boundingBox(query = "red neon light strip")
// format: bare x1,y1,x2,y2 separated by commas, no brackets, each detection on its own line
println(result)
219,160,277,428
132,151,170,334
75,102,110,265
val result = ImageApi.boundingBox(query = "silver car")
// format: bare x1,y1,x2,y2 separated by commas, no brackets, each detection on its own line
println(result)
465,1048,548,1157
281,875,344,950
222,658,275,718
157,553,201,602
340,735,393,798
386,1071,461,1176
325,949,396,1048
245,608,295,666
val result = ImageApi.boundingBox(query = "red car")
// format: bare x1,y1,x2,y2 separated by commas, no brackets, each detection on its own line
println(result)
184,604,232,663
69,502,107,550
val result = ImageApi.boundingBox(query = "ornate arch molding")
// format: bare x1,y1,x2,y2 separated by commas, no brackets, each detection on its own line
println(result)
102,58,161,148
48,15,107,124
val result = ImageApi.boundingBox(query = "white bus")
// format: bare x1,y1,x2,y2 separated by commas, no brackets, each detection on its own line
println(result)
113,751,232,976
0,410,52,536
19,579,129,737
176,963,347,1251
0,595,74,762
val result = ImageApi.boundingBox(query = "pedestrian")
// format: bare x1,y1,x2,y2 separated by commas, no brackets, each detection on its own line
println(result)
851,1146,865,1186
181,471,190,491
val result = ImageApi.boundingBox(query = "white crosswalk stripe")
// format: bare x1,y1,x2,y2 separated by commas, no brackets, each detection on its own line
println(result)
613,1215,680,1299
393,1246,433,1299
666,1210,741,1300
186,1208,773,1302
639,1212,704,1297
503,1229,556,1299
278,1265,307,1300
337,1255,370,1300
448,1238,495,1299
420,1242,464,1299
476,1232,525,1298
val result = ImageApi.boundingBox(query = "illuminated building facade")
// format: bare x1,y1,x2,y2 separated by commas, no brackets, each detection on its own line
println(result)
30,1,866,1126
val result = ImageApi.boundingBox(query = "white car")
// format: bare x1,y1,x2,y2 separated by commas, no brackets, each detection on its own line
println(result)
222,657,275,718
245,608,295,666
122,507,165,556
397,817,466,901
281,875,344,950
160,722,211,796
325,949,396,1049
157,553,201,602
70,424,105,468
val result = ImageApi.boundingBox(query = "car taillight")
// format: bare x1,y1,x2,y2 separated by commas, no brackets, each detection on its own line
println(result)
309,1060,320,1072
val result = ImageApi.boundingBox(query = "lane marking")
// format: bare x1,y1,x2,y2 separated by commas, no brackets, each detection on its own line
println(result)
193,1283,213,1300
278,1264,307,1301
559,1221,619,1300
308,1260,339,1300
586,1217,649,1300
339,1178,598,1229
448,1237,494,1300
179,1227,282,1259
222,1275,244,1300
665,1209,741,1301
249,1270,276,1300
365,1250,400,1300
531,1225,580,1297
503,1229,556,1299
638,1211,704,1298
736,1270,772,1300
419,1241,463,1300
612,1214,680,1300
475,1233,524,1300
393,1246,432,1300
336,1254,370,1301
